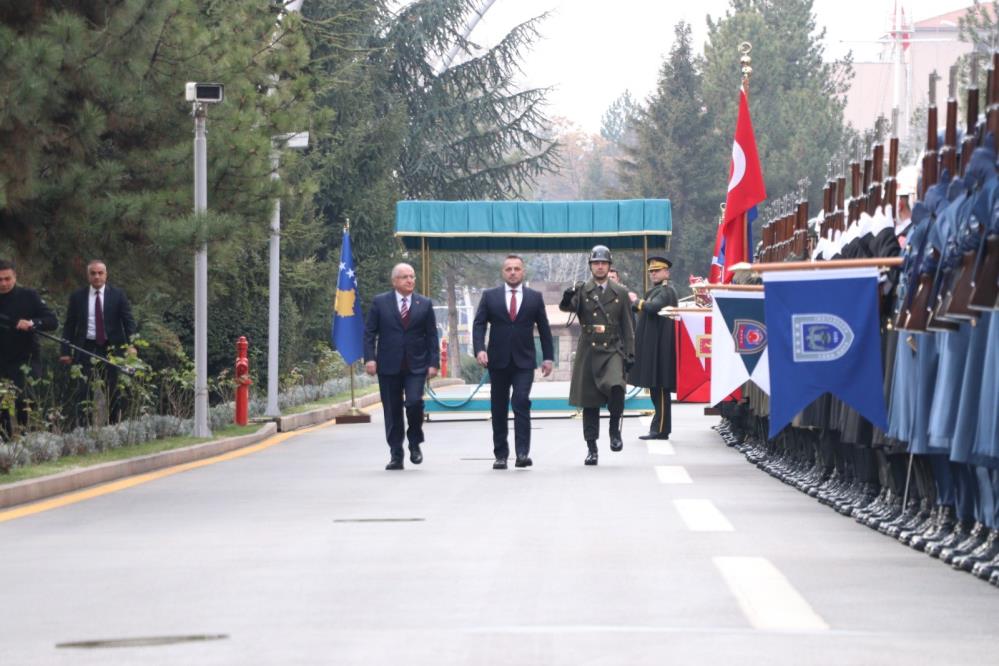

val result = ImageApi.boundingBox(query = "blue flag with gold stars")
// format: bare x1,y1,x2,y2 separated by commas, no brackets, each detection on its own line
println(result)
763,267,887,438
332,229,364,364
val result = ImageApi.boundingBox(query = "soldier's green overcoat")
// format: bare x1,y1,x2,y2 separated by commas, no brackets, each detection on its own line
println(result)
560,279,635,408
627,281,678,391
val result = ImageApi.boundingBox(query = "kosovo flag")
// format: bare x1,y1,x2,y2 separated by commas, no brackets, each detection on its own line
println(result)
332,229,364,364
763,267,887,438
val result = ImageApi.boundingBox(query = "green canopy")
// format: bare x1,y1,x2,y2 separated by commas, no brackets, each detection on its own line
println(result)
395,199,672,252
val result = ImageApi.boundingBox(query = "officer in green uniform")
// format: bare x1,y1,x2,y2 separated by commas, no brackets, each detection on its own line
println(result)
559,245,635,465
628,256,678,440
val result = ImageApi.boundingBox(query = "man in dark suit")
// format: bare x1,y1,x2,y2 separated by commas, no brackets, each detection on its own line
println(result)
60,259,137,424
473,255,554,470
0,259,58,439
364,263,440,470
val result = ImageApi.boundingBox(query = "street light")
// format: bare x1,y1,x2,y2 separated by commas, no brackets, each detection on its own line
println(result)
187,82,224,438
265,131,309,417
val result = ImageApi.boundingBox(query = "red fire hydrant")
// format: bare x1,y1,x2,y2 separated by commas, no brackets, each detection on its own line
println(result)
440,338,448,378
235,336,252,426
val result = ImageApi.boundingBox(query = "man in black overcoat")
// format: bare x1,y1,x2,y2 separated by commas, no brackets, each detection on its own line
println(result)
628,256,678,440
473,254,554,469
0,259,58,438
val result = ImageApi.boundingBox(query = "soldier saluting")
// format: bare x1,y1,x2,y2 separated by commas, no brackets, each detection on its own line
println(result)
628,256,678,441
559,245,635,465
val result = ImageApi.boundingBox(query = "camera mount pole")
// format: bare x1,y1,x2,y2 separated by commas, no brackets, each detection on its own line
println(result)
193,102,211,438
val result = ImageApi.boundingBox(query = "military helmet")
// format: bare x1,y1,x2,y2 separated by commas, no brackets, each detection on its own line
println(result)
589,244,612,264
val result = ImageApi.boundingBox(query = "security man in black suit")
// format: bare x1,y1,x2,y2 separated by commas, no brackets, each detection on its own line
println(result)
364,263,440,470
59,259,137,424
473,254,554,469
628,255,678,440
0,259,58,438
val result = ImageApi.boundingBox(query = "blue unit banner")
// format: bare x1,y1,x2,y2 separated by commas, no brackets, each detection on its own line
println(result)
763,267,887,437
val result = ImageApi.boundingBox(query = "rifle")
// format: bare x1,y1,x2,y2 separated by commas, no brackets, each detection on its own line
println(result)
867,143,884,216
968,52,999,311
902,72,941,331
945,57,984,319
927,66,964,331
0,314,137,376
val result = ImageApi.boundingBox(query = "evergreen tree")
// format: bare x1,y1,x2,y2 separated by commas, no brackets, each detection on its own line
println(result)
619,21,718,287
701,0,853,248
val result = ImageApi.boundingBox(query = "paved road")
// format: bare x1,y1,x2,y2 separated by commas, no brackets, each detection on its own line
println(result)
2,403,998,665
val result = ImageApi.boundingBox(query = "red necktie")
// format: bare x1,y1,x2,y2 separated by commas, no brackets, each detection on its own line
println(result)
509,289,518,321
95,291,107,346
401,297,410,327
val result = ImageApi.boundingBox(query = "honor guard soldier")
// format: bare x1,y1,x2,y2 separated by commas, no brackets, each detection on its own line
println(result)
559,245,635,465
628,255,678,440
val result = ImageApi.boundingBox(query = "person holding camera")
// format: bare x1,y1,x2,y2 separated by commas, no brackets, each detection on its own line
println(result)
559,245,634,465
0,259,58,438
628,256,678,441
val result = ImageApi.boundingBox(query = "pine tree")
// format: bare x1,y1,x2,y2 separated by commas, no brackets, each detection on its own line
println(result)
619,21,718,286
701,0,853,243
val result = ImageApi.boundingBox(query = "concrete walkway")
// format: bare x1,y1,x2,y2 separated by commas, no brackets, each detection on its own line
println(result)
1,402,997,665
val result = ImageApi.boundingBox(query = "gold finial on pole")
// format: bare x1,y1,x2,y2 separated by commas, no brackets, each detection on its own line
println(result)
739,41,753,92
344,215,350,232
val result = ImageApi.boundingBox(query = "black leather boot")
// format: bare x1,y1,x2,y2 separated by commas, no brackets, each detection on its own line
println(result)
609,417,623,452
585,440,598,466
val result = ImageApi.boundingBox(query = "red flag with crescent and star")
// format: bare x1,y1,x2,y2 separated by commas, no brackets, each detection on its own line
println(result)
710,88,766,283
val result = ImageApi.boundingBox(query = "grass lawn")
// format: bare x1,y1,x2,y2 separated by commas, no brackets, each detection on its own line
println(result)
0,423,262,485
281,384,380,415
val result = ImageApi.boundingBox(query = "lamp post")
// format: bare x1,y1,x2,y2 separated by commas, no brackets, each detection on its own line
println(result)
265,131,309,417
187,82,224,438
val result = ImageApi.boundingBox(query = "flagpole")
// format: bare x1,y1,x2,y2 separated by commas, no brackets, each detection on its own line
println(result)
334,219,371,425
740,42,753,270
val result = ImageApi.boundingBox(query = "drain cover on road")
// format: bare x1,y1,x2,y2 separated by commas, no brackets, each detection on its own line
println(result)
333,517,425,523
57,634,228,649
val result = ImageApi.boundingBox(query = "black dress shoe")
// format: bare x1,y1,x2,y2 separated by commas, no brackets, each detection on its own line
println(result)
610,435,623,451
638,432,669,440
584,441,598,466
385,457,404,471
493,458,508,470
409,445,423,465
515,455,532,468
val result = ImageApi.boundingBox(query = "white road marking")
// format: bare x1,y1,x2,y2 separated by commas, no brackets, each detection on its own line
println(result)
673,499,734,532
655,465,692,484
713,556,829,632
647,441,675,455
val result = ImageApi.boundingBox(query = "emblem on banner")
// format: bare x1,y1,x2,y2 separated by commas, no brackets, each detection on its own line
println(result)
732,319,766,355
792,314,854,362
695,334,712,359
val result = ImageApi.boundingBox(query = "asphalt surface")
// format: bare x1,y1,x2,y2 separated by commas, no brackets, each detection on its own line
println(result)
2,401,998,665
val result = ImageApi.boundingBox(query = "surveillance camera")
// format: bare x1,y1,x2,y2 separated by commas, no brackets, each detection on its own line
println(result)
185,82,224,104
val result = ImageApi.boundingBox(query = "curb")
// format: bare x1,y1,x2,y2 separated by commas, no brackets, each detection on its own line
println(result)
0,379,468,510
0,422,278,510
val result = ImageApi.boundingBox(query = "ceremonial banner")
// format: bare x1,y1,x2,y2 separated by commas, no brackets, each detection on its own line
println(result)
763,267,887,437
332,230,364,364
710,290,769,406
676,311,711,403
711,89,766,283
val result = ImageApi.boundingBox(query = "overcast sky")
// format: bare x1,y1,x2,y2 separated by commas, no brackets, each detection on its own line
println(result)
470,0,976,132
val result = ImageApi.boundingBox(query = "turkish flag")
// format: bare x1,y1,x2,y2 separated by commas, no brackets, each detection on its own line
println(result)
713,89,766,283
675,312,711,403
